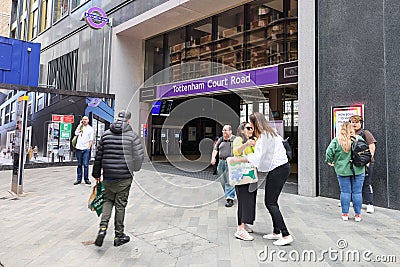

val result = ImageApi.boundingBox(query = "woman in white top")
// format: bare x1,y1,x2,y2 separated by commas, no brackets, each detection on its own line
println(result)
247,112,292,246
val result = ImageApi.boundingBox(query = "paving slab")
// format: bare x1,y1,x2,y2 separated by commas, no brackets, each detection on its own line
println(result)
0,164,399,266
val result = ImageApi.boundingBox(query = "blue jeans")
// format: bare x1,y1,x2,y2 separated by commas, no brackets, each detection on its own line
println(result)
337,174,365,215
76,149,90,182
217,159,236,200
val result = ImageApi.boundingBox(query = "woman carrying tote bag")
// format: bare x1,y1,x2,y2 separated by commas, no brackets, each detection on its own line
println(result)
231,122,257,241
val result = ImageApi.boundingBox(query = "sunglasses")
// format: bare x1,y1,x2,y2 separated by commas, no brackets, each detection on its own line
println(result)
245,126,253,130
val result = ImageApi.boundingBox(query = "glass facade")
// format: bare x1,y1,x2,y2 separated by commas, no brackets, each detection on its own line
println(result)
144,0,298,85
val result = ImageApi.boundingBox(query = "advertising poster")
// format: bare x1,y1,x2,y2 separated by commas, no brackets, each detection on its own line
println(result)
331,104,364,138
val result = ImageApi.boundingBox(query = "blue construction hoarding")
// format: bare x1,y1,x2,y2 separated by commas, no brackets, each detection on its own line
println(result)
0,36,41,86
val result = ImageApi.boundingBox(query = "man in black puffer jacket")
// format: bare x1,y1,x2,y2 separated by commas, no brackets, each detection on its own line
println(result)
92,110,144,247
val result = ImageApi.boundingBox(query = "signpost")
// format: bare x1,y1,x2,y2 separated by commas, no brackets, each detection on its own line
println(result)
11,95,29,196
51,115,74,162
60,123,72,138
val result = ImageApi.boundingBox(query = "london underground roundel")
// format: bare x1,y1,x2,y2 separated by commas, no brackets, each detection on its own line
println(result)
84,7,109,29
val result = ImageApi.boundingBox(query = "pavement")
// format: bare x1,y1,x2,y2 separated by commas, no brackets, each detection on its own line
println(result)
0,164,399,267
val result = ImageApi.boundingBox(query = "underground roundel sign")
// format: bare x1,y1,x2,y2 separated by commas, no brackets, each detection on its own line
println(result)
84,7,109,29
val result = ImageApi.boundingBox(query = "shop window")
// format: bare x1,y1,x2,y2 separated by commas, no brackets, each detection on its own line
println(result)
52,0,68,23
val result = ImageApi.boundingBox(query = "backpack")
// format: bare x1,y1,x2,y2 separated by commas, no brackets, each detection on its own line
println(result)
350,136,372,167
282,137,292,160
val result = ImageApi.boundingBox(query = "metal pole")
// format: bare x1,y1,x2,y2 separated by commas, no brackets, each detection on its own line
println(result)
17,95,28,196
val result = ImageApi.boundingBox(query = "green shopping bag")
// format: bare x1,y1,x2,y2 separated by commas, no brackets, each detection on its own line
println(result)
88,181,105,216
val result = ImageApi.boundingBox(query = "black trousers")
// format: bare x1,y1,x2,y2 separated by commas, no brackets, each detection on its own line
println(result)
362,164,374,205
264,162,290,237
236,183,257,226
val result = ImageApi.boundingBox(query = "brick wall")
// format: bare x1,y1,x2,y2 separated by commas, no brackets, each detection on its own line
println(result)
0,0,11,36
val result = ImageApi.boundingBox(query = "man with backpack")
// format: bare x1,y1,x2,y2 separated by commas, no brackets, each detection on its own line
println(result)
349,115,377,214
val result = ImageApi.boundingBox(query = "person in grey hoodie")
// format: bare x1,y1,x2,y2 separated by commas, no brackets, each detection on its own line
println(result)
92,110,144,247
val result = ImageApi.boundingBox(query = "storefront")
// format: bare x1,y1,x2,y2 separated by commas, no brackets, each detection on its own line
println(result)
136,0,299,178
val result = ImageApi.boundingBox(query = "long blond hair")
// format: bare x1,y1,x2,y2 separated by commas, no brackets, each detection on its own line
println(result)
338,122,355,153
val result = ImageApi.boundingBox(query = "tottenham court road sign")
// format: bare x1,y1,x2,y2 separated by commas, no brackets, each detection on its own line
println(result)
84,7,109,29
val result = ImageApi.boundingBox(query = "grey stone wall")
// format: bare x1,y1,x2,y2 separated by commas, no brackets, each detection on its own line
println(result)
318,0,400,209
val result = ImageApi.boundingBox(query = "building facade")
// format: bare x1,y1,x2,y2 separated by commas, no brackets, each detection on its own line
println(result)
8,0,400,210
0,0,11,36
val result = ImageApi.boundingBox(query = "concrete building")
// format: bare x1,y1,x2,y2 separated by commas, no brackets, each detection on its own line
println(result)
0,0,11,36
8,0,400,210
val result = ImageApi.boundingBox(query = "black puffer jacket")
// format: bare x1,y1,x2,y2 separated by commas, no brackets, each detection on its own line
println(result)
92,120,144,181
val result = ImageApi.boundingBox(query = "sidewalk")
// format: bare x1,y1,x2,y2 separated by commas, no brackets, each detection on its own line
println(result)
0,165,399,266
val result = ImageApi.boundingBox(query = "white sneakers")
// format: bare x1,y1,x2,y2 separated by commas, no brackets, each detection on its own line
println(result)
263,233,282,240
234,228,254,241
262,233,293,246
342,213,349,221
366,205,375,213
273,235,294,246
354,214,362,222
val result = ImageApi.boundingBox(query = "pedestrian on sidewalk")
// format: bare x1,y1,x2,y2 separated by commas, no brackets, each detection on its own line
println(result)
212,136,220,175
231,122,257,241
211,125,236,207
73,116,94,185
242,112,293,246
12,121,22,175
349,115,377,214
92,110,144,247
326,122,366,222
33,146,38,160
57,146,65,162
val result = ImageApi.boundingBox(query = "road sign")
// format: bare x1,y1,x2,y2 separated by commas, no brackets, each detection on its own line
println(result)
60,123,72,138
63,115,74,123
52,114,62,122
52,115,75,123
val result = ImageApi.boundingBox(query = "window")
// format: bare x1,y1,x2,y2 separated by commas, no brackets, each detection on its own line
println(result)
36,93,45,111
5,104,10,124
32,9,39,38
167,29,186,82
47,49,78,90
144,35,164,85
40,0,52,32
71,0,86,10
144,0,297,83
10,101,16,121
0,108,4,126
52,0,68,23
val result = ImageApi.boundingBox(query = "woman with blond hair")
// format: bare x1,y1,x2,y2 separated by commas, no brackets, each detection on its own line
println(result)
326,122,366,222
